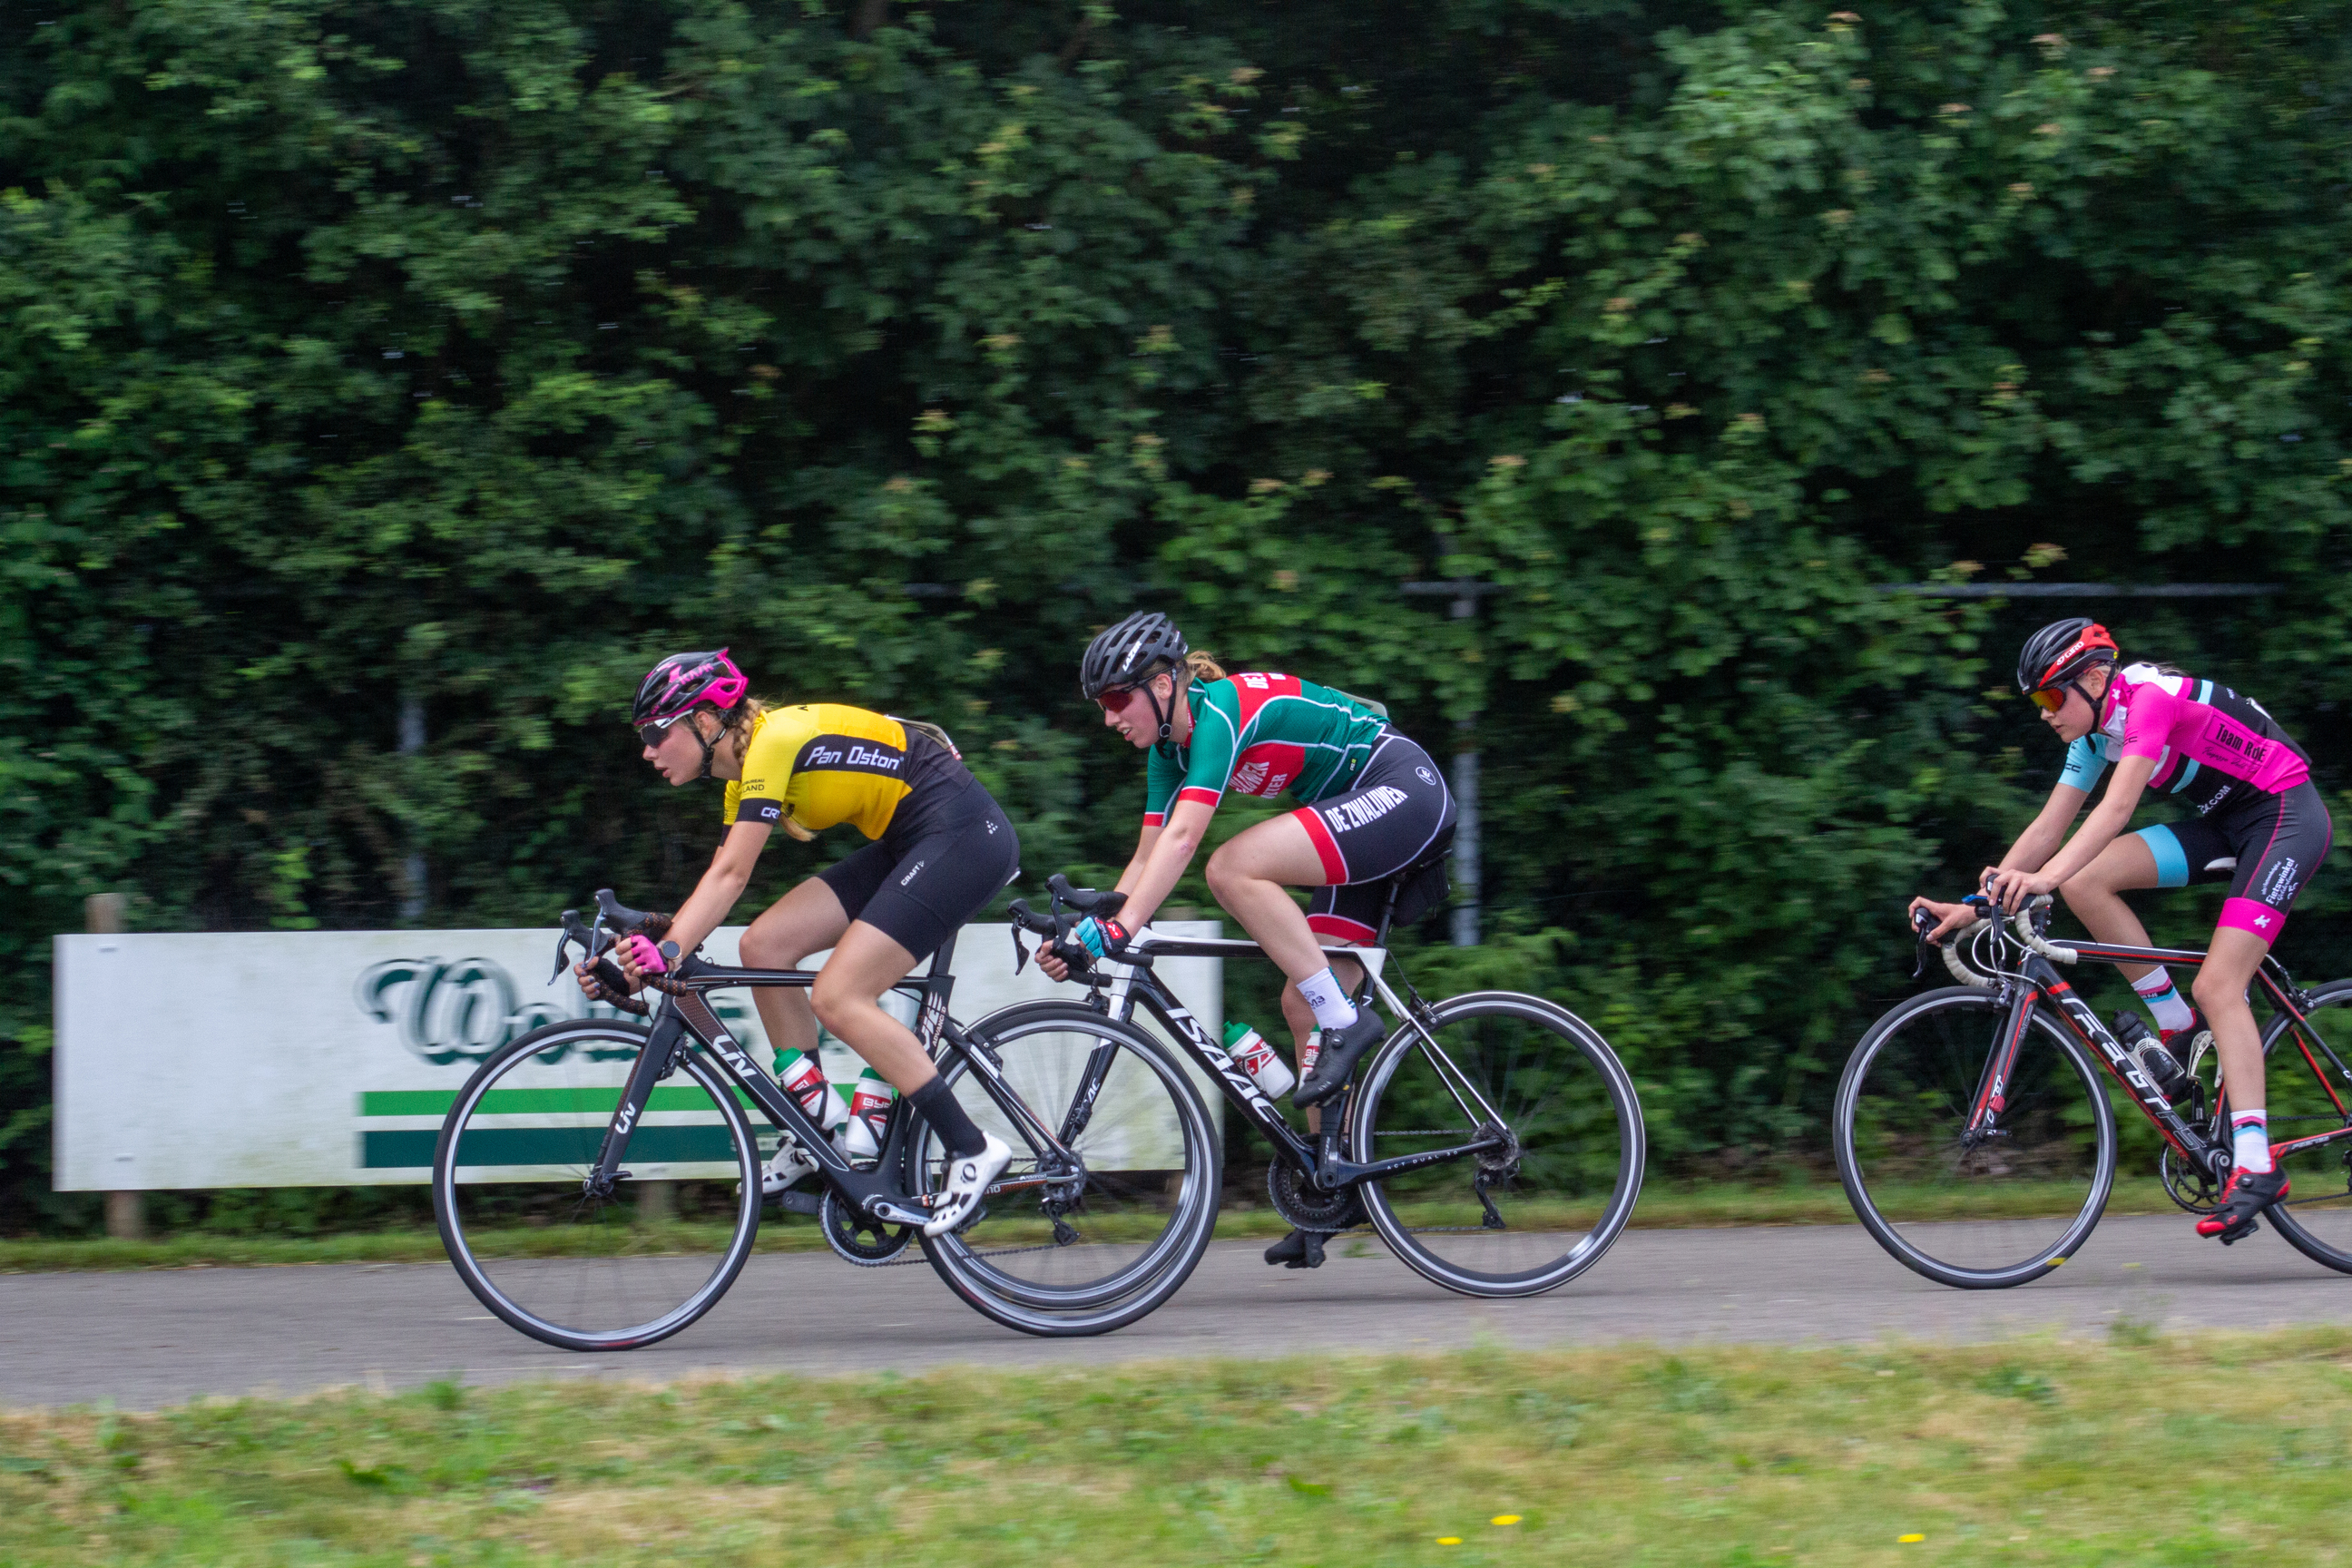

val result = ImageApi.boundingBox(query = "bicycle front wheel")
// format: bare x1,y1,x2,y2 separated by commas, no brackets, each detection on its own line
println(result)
1350,991,1645,1298
432,1019,762,1351
2257,978,2352,1273
1835,987,2114,1289
912,1004,1220,1337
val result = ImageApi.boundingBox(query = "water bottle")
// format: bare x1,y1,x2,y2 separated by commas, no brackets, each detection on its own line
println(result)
1223,1020,1298,1100
774,1047,848,1132
2115,1012,2188,1101
840,1066,899,1160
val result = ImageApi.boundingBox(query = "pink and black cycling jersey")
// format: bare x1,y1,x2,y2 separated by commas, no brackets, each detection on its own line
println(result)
2060,663,2311,815
1142,673,1390,827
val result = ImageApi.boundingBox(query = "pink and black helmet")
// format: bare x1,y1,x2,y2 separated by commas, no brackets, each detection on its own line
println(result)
632,649,749,730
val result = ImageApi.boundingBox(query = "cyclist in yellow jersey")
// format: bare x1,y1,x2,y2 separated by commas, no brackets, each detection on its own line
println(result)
580,649,1017,1235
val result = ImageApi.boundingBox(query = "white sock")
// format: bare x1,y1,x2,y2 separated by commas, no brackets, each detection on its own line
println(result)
2232,1110,2273,1175
2134,968,2194,1034
1297,967,1358,1033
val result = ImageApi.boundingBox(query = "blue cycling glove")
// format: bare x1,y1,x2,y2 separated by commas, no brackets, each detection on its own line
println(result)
1073,916,1132,960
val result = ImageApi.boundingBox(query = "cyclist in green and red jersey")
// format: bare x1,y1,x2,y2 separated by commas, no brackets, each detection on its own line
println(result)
1042,612,1457,1263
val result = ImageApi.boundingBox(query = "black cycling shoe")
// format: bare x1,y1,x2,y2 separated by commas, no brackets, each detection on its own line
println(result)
1264,1228,1328,1269
1294,1013,1387,1109
2196,1165,2289,1245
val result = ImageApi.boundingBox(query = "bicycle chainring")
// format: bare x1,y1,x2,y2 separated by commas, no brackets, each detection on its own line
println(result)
1267,1161,1366,1232
2160,1144,2225,1215
819,1189,916,1267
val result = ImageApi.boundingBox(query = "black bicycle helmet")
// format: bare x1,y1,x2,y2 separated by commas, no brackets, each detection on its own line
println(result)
1081,612,1189,699
2014,618,2119,693
1081,612,1191,749
632,648,750,780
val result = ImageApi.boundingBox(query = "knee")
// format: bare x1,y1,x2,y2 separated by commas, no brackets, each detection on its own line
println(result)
737,926,794,969
1204,843,1250,898
808,972,865,1034
2057,874,2102,914
2190,966,2239,1014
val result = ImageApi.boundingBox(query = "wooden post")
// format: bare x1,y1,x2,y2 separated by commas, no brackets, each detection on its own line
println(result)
86,894,145,1240
637,1181,675,1223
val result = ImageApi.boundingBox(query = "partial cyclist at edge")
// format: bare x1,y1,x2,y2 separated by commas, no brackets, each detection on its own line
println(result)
1910,619,2332,1243
581,648,1020,1236
1041,612,1457,1269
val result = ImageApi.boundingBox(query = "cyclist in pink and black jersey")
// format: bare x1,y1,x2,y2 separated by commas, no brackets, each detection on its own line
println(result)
1911,619,2333,1243
1042,613,1456,1265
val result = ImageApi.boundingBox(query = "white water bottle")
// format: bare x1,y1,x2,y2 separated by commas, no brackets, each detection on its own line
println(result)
774,1048,848,1134
1223,1021,1298,1100
840,1066,898,1160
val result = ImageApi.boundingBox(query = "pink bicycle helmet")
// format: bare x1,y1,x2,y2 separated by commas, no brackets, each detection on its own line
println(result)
632,649,750,779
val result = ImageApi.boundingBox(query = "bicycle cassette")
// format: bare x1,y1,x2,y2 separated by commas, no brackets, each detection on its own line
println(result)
819,1189,916,1267
1267,1161,1367,1233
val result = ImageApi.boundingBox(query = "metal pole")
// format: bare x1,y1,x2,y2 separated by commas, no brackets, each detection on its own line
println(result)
1450,724,1480,947
87,894,144,1241
399,694,426,924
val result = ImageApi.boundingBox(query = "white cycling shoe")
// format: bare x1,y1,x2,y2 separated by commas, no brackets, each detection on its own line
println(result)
923,1132,1012,1237
760,1136,819,1198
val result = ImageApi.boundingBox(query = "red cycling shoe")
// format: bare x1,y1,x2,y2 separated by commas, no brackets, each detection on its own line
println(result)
2196,1166,2288,1245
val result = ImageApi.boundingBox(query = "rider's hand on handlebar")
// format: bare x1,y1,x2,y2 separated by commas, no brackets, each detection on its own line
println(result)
1981,866,2059,914
1906,896,1980,944
1036,946,1073,983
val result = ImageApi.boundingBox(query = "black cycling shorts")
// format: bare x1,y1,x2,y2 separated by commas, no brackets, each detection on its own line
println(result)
1290,731,1458,945
2135,779,2333,944
818,777,1021,962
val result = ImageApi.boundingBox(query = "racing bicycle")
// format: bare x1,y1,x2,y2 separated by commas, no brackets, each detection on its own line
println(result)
1005,871,1646,1297
1835,893,2352,1288
431,890,1220,1348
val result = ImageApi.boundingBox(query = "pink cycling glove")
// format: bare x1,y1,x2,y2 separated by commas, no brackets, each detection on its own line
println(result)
621,934,668,975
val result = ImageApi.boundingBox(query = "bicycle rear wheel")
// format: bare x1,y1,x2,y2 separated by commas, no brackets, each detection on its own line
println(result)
1835,987,2113,1289
432,1020,762,1351
911,1004,1220,1337
2256,978,2352,1273
1350,991,1644,1298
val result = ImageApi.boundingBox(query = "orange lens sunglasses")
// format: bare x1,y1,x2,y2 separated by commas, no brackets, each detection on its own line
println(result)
2027,687,2068,713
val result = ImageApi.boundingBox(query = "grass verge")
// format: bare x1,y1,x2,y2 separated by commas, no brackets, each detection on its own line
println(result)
0,1179,2198,1272
5,1329,2348,1564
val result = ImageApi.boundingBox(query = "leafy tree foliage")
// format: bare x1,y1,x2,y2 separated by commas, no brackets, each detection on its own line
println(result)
5,0,2347,1226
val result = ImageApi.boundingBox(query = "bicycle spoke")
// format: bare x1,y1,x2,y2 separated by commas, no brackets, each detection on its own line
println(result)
1838,991,2112,1288
435,1022,762,1350
1355,994,1642,1296
2256,982,2352,1273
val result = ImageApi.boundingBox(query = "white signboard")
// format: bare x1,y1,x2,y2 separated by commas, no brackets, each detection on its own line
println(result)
54,921,1223,1191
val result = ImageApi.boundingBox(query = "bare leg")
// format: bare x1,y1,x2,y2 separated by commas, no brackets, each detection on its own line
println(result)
2193,927,2273,1113
737,877,851,1063
2058,833,2163,987
808,921,936,1093
1204,815,1343,986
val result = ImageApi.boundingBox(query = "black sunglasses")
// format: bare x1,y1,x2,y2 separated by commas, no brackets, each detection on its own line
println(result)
637,718,681,749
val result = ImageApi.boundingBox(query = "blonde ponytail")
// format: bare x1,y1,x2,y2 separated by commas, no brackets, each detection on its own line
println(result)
1183,651,1227,683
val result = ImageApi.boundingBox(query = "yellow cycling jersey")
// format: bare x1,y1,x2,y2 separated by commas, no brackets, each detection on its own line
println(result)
722,704,920,841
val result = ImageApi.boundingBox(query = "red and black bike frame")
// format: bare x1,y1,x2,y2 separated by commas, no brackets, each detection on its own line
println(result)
1965,935,2349,1172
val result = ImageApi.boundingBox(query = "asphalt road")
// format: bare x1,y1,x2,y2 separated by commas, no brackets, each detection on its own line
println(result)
5,1214,2348,1410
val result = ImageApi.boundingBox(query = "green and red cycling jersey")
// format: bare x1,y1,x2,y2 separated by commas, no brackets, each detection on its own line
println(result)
1142,673,1390,827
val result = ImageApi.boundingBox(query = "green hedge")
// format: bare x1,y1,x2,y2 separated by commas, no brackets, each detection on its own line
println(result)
5,0,2347,1230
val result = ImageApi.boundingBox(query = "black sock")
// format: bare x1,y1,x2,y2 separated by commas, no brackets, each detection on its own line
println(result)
908,1076,987,1161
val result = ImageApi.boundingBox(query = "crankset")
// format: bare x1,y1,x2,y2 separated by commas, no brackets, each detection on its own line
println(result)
2160,1145,2225,1215
1268,1160,1367,1232
819,1189,916,1267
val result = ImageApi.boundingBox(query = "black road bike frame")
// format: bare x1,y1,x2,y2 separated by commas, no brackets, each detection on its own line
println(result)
556,893,1085,1230
1951,899,2352,1177
1010,882,1513,1211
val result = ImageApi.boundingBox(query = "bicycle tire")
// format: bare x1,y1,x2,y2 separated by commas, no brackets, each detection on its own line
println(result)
1349,990,1645,1298
432,1019,762,1351
2252,977,2352,1273
912,1003,1220,1337
1834,986,2114,1289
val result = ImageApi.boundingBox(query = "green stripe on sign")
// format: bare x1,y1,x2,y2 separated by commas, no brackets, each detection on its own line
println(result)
362,1124,741,1171
359,1086,761,1117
